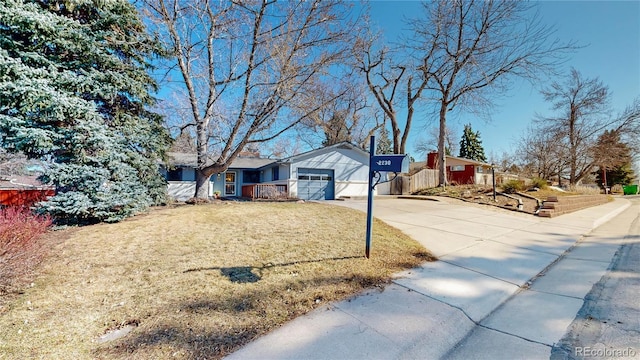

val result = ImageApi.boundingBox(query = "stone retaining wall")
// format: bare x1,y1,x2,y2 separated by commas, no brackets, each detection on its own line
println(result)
537,195,609,217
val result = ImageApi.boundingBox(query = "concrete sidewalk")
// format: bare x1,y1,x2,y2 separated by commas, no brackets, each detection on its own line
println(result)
226,197,633,360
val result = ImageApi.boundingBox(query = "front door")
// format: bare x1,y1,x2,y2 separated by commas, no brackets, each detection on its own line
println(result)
225,172,236,196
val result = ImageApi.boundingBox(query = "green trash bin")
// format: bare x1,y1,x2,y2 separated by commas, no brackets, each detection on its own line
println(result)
623,185,638,195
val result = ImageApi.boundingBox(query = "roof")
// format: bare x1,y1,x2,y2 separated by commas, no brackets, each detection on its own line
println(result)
229,157,276,169
166,152,276,169
280,142,369,162
167,153,209,167
445,155,492,167
0,175,53,190
168,142,368,170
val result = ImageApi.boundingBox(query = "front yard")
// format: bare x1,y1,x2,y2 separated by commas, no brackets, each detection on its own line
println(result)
0,202,432,359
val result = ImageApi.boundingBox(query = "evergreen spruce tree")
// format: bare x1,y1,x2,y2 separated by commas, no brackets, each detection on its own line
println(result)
593,130,636,187
0,0,170,224
445,146,452,157
458,123,487,162
600,163,636,187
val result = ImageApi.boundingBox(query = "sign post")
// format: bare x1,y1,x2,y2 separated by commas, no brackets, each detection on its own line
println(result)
492,164,496,202
365,136,409,258
365,136,375,259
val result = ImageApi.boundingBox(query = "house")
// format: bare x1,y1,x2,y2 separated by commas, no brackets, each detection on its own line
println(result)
0,175,55,207
426,152,494,186
163,142,371,201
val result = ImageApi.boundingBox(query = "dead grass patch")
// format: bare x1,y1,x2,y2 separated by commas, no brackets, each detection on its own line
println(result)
0,202,432,359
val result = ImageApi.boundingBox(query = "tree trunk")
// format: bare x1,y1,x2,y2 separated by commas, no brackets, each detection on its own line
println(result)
402,105,413,155
194,112,211,198
195,170,211,199
389,113,401,154
438,104,448,186
569,106,577,185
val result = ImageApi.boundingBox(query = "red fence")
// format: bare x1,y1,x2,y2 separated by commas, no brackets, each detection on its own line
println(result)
0,189,55,207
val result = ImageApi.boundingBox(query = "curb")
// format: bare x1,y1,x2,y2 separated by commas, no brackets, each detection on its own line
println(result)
396,195,441,202
593,198,631,228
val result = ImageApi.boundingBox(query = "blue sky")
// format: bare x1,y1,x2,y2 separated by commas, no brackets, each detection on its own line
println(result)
364,1,640,162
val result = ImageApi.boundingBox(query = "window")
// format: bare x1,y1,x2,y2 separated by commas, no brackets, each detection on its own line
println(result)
272,167,279,181
298,172,332,181
225,172,236,196
451,165,465,171
243,170,260,183
476,166,483,173
166,168,183,181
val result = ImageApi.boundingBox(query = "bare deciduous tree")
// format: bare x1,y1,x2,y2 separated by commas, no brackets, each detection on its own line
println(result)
142,0,360,198
615,98,640,160
408,0,575,186
516,125,567,181
538,68,612,185
488,150,520,174
354,36,428,154
414,124,458,158
519,94,639,185
0,148,28,175
297,73,382,149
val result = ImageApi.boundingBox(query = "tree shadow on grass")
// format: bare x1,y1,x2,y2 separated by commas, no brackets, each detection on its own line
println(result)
219,267,261,283
184,255,365,283
97,324,260,360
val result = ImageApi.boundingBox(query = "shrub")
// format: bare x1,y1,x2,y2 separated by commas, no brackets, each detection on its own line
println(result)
259,186,288,200
611,184,623,194
501,180,525,194
0,206,52,293
568,185,601,195
529,177,548,190
0,206,52,250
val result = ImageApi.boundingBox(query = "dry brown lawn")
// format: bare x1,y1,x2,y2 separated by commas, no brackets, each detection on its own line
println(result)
0,202,432,359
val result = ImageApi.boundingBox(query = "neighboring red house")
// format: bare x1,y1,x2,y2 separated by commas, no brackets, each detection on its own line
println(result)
426,152,494,186
0,175,55,207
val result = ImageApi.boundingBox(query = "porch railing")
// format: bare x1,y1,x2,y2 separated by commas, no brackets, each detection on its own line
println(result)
241,184,288,200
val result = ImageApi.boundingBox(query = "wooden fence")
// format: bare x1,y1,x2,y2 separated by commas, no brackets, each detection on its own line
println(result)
390,169,439,195
0,189,55,207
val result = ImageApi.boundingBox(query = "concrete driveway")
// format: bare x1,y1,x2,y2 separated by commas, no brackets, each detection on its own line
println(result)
226,196,632,360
